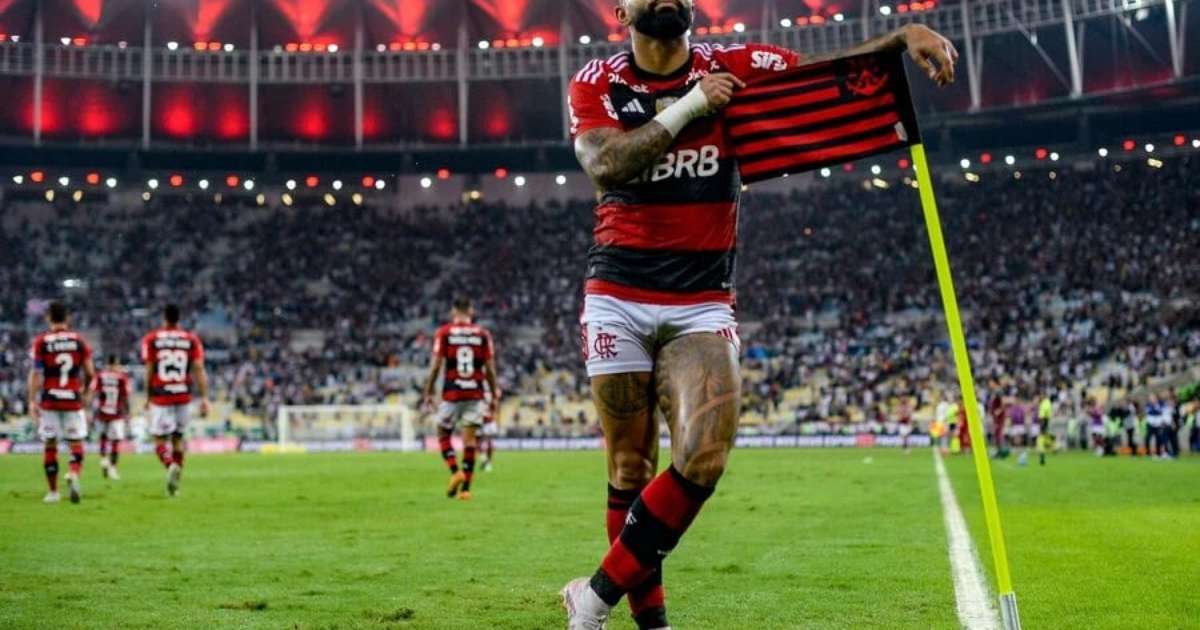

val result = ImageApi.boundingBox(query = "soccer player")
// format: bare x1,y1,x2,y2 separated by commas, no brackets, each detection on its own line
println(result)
421,298,499,501
92,355,132,480
561,2,957,627
141,304,209,497
27,302,95,504
480,390,499,472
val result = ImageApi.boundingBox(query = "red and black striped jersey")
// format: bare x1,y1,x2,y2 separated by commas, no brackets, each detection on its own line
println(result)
92,369,131,420
29,329,92,411
140,327,204,406
568,43,802,305
432,322,494,402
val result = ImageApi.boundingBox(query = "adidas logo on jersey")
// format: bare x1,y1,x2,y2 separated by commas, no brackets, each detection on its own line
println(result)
621,100,647,115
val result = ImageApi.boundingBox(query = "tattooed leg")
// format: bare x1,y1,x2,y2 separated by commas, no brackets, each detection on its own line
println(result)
591,372,658,490
655,333,741,486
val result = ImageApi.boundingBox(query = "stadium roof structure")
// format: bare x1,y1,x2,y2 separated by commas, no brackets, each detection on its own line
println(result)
0,0,1193,157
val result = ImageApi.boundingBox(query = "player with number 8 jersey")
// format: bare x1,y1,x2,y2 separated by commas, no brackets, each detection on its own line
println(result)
140,304,210,497
422,297,499,501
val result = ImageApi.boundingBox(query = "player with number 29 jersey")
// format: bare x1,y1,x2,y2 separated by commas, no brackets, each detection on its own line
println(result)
140,327,204,406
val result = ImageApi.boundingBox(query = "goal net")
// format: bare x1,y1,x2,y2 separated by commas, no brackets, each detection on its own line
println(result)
275,404,419,452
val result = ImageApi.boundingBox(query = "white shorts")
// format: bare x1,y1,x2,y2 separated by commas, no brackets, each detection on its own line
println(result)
898,423,913,437
580,294,739,377
39,410,88,441
97,419,127,441
481,421,499,437
1008,424,1028,437
438,400,485,431
150,404,191,437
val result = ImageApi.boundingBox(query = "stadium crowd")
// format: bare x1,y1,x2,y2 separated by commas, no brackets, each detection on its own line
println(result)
1,154,1197,444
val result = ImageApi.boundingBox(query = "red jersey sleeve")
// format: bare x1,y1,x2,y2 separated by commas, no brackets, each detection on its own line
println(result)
139,333,152,364
190,332,205,363
432,326,447,357
481,329,495,361
568,60,621,138
716,43,803,82
29,335,43,367
80,337,92,363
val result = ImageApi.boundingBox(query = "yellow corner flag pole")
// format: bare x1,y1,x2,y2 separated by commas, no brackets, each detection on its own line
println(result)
910,143,1022,630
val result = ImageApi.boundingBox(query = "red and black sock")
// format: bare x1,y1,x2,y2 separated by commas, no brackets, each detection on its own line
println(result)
43,444,59,492
608,485,668,629
462,446,476,492
155,443,174,468
589,466,715,607
109,441,120,466
68,442,84,476
438,435,458,473
172,447,185,468
99,435,109,457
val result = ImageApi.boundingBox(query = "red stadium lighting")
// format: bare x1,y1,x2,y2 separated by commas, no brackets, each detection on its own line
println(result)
897,158,911,169
194,42,207,50
31,171,45,183
315,43,327,52
285,43,298,52
299,43,313,52
0,34,8,42
842,163,854,172
1035,148,1048,160
404,42,417,51
810,15,826,23
505,38,519,47
494,168,508,179
361,176,375,188
897,4,909,12
980,152,993,164
169,174,183,187
710,26,723,34
417,42,430,50
1173,134,1186,146
305,176,319,188
85,172,100,185
208,42,221,51
695,27,709,35
1123,139,1135,151
225,175,239,188
607,33,623,42
437,168,451,180
72,37,86,46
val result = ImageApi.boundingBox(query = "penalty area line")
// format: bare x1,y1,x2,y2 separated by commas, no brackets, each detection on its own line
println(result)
933,449,1001,630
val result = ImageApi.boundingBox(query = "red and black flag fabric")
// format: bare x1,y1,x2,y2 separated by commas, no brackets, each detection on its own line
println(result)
726,50,921,183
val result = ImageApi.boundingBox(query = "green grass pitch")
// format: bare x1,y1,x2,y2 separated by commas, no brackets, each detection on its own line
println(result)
1,449,1196,628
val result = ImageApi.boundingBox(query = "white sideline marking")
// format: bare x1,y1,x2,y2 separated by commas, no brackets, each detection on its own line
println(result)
933,449,1001,630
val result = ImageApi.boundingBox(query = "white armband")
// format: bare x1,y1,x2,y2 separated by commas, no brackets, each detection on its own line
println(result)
652,83,711,137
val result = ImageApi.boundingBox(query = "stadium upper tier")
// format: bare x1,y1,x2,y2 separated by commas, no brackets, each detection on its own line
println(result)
0,0,1194,150
1,153,1196,436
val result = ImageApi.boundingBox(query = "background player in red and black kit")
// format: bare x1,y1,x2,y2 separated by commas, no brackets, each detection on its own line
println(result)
141,304,209,497
421,298,499,501
27,302,96,504
91,355,132,480
561,2,957,627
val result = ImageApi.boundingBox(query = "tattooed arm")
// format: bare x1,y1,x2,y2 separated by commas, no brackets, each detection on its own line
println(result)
804,24,959,86
573,72,746,190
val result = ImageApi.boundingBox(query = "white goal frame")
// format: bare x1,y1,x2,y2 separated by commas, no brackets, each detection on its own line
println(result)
275,404,416,448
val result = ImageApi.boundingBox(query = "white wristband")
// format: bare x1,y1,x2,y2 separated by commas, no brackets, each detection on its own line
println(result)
653,83,711,137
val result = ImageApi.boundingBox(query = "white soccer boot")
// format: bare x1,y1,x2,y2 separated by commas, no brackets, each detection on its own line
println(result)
99,457,110,478
107,464,121,481
166,463,182,497
43,491,61,504
561,577,610,630
66,472,81,503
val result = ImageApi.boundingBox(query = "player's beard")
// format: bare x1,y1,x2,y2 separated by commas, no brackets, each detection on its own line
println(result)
632,2,693,40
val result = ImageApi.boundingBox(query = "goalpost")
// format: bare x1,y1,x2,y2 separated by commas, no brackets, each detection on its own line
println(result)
275,404,418,451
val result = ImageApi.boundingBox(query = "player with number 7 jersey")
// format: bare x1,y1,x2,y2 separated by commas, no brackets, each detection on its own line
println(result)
140,304,209,497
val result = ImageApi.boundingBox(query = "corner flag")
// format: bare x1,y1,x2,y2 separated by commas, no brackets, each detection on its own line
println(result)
727,50,1022,630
